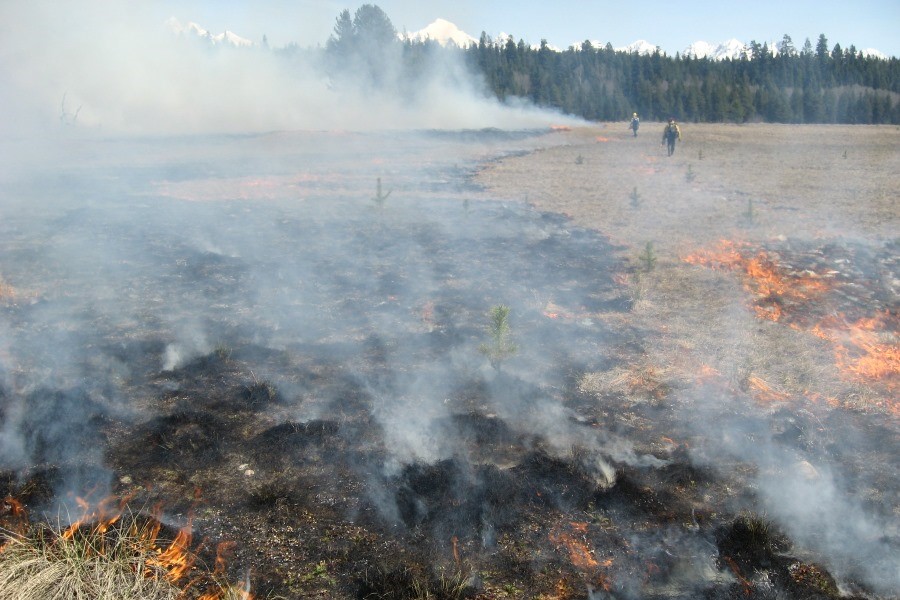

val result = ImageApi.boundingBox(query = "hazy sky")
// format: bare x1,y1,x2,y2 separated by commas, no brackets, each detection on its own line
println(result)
0,0,895,135
159,0,899,56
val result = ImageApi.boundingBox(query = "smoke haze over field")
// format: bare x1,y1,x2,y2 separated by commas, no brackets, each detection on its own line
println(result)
0,1,578,136
1,3,898,597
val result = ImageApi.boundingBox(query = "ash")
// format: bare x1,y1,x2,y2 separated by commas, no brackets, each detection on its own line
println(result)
0,130,896,599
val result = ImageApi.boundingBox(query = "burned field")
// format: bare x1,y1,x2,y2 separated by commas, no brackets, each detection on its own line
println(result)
1,126,898,599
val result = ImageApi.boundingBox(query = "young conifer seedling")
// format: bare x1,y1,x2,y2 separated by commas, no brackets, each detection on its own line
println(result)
479,305,517,371
372,177,391,209
639,242,657,272
629,186,641,209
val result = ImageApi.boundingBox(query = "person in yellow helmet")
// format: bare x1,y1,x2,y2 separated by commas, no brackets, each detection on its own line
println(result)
661,117,682,156
630,112,640,137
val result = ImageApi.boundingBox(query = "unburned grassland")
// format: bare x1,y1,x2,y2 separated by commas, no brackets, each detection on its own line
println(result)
475,123,899,414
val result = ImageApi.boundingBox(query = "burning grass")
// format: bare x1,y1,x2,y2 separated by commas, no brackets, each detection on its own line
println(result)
0,501,255,600
1,125,898,598
0,512,183,600
683,238,898,403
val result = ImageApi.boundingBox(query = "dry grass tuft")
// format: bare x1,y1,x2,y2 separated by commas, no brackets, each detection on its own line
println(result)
0,517,181,600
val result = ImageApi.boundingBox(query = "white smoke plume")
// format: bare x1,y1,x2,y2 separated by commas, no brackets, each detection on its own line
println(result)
0,1,578,137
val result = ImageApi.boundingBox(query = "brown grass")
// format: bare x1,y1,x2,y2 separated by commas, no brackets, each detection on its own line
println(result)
476,123,899,413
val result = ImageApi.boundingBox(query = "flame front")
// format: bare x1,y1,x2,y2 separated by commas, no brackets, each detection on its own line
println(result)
685,240,898,404
822,312,899,397
148,520,195,583
548,521,613,594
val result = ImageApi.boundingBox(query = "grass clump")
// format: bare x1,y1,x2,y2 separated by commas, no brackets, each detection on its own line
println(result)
716,512,790,571
0,516,181,600
0,505,247,600
358,564,473,600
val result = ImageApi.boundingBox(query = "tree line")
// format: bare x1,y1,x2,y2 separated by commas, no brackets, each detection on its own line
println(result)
314,4,899,124
463,33,899,124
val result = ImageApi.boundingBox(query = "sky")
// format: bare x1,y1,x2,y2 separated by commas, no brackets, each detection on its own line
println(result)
0,0,895,136
156,0,899,57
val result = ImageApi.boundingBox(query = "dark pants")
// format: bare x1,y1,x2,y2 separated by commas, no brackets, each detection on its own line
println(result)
666,134,677,156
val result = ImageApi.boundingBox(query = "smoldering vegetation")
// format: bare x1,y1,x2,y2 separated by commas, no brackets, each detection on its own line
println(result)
0,127,896,599
0,5,897,597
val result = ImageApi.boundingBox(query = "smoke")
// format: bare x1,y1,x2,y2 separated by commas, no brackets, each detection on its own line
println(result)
675,290,900,596
5,5,893,598
0,1,578,137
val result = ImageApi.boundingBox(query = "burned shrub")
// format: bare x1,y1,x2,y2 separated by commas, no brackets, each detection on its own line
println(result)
785,562,841,599
18,387,109,466
246,479,305,511
127,410,229,468
254,420,340,449
715,513,790,572
356,564,475,600
240,379,281,408
394,459,475,529
511,449,602,510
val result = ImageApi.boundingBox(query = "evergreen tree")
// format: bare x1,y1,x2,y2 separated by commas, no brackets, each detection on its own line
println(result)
318,7,900,126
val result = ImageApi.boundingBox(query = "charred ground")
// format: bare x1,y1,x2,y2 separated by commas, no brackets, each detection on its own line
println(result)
1,125,898,599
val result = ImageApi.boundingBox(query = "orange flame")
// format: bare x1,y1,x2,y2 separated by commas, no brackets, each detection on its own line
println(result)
723,556,753,596
61,494,123,541
549,522,613,578
552,529,598,570
1,494,251,599
685,241,898,406
1,497,29,550
831,318,898,402
684,241,831,323
747,375,790,404
149,520,195,583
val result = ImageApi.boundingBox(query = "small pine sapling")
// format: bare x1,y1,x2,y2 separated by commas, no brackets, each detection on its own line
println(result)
372,177,391,209
685,164,696,182
638,242,657,272
479,304,517,370
629,186,641,209
575,154,584,165
742,198,756,226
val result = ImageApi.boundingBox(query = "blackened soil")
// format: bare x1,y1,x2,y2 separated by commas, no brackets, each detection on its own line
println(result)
1,131,894,599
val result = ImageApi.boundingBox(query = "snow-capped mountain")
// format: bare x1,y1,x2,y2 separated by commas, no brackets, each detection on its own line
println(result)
404,18,477,47
682,39,750,60
615,39,662,55
860,48,887,60
166,17,255,48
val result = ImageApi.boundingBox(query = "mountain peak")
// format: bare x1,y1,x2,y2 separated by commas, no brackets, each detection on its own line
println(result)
683,38,750,60
616,39,661,55
405,18,478,47
166,17,254,48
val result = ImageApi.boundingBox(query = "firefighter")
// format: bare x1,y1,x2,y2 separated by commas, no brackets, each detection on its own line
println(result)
661,117,682,156
630,112,640,137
